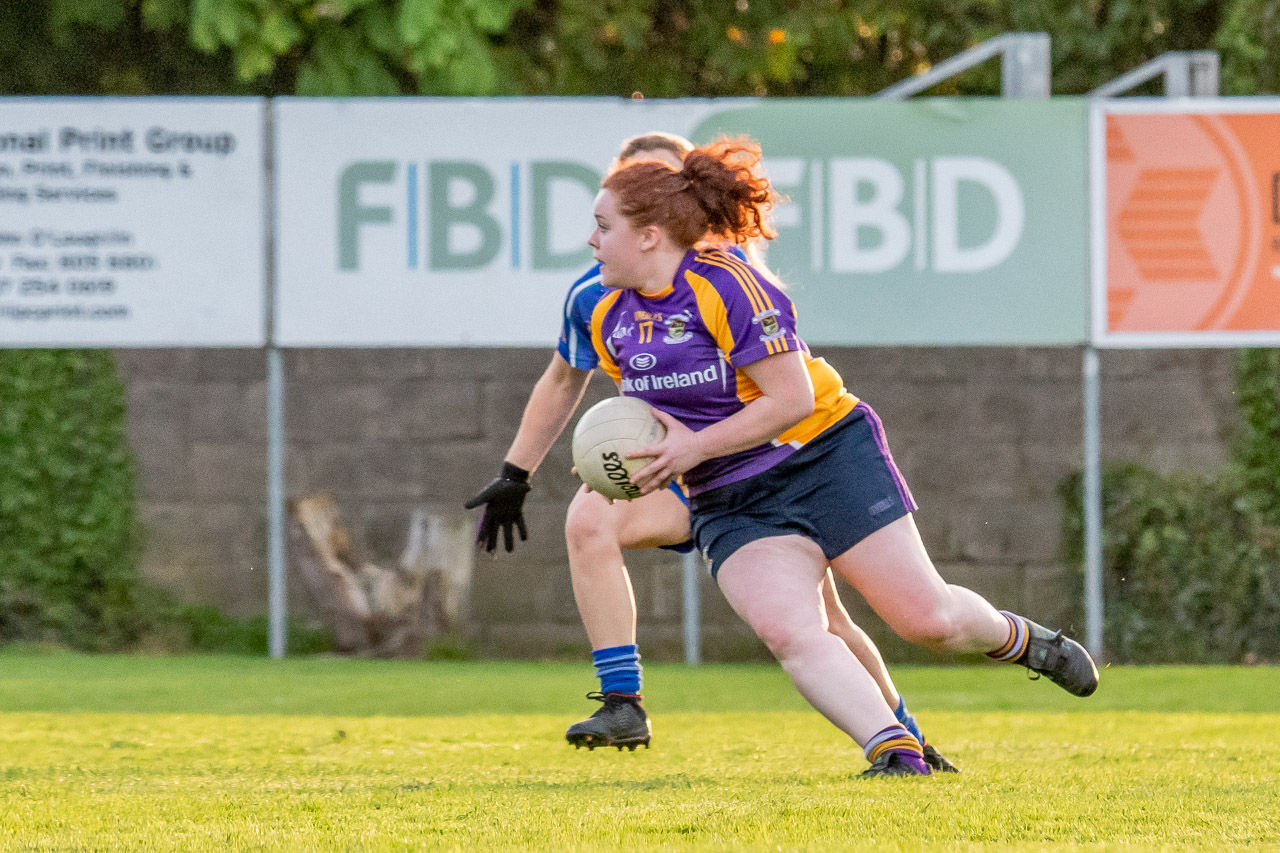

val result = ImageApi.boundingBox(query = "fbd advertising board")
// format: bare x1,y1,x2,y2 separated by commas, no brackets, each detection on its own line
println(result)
0,98,265,347
1094,99,1280,347
275,97,1089,348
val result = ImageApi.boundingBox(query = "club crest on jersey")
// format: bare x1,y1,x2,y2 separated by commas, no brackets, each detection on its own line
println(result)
753,308,784,342
663,311,694,344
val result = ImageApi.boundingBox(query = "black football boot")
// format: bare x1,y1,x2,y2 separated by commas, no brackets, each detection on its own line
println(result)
565,692,652,751
921,743,960,773
1021,620,1100,697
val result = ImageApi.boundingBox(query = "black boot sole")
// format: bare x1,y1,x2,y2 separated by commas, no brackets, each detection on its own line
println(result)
567,732,651,751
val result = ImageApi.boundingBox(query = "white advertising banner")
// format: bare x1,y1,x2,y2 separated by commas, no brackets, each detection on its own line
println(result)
276,97,1088,347
0,98,265,347
275,98,735,347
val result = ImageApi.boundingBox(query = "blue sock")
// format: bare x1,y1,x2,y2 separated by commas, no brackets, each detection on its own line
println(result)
894,695,925,745
592,644,642,696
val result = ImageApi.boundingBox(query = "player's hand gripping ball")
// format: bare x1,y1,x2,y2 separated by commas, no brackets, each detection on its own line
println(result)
571,396,667,501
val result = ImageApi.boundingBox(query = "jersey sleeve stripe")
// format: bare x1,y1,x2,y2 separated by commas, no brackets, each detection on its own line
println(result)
700,255,773,357
723,259,786,352
563,276,598,366
684,270,737,356
699,254,791,356
715,252,794,356
700,251,776,316
696,252,767,316
697,253,794,357
715,250,773,304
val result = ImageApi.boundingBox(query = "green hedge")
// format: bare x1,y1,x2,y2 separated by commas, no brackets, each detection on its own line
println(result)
0,350,141,649
1060,350,1280,664
0,349,331,654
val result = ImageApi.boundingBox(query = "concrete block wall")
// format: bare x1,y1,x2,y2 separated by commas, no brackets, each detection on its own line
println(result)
114,346,1239,661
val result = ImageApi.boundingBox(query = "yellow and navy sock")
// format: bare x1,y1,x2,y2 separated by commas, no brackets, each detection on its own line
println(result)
592,644,642,696
864,724,928,774
894,695,925,745
987,610,1030,664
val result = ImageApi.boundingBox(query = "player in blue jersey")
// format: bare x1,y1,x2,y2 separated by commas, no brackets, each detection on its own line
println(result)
466,133,954,771
584,136,1099,777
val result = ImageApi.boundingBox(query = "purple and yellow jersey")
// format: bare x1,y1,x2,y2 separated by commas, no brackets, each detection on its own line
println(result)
557,247,751,371
589,248,858,496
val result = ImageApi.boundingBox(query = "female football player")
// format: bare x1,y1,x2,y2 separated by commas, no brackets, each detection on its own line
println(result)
581,136,1099,776
465,132,956,774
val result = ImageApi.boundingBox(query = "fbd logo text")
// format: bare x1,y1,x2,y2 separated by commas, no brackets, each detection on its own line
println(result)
337,159,600,273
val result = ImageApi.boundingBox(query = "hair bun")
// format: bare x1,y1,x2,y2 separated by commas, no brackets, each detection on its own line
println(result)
601,135,776,249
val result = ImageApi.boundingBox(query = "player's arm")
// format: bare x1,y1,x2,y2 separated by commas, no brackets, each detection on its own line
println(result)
506,354,594,473
465,353,592,553
631,351,814,493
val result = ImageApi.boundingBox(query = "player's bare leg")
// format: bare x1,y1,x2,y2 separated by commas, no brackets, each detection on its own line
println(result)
820,570,959,772
563,485,690,749
820,570,900,708
834,514,1098,697
564,485,690,648
717,535,929,776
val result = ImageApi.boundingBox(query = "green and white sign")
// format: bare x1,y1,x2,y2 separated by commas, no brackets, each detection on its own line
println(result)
275,98,731,347
697,99,1089,345
275,97,1088,347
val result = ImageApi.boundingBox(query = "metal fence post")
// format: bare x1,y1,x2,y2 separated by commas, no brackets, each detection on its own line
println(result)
1088,51,1220,99
682,550,701,666
1082,347,1104,657
1085,51,1221,659
263,100,287,659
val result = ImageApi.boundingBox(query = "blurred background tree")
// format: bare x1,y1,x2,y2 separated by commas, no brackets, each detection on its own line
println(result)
2,0,1275,99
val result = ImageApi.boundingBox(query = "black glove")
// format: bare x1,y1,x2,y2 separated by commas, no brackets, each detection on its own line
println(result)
464,462,531,553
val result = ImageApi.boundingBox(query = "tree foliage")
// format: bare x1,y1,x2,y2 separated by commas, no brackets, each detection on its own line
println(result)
1232,349,1280,526
3,0,1276,99
0,0,243,95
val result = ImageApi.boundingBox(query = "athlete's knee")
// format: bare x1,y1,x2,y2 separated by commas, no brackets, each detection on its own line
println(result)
887,597,962,649
564,492,616,549
751,613,826,663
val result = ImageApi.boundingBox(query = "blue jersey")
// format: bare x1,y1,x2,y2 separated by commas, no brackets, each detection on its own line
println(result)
557,247,752,371
557,264,607,370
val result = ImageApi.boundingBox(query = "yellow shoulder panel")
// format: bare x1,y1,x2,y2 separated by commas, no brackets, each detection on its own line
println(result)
697,251,791,356
683,269,736,359
590,288,625,383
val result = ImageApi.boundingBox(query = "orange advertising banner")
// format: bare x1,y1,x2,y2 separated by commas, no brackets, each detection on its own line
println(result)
1101,105,1280,345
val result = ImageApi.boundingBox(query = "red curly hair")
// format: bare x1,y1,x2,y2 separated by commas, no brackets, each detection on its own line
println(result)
602,137,778,249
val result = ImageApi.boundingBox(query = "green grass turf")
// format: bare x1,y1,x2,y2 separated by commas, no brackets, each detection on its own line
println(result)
0,650,1277,850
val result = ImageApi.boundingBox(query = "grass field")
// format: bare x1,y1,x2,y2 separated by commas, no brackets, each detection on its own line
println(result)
1,650,1277,850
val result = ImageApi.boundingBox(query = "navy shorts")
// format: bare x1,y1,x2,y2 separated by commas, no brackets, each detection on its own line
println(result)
690,402,918,578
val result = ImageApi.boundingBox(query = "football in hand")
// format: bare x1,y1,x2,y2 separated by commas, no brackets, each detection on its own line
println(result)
571,396,666,501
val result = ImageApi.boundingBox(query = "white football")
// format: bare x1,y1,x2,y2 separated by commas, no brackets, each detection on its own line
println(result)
571,396,667,501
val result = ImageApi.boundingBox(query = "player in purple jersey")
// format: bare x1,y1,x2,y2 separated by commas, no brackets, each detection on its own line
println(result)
586,137,1099,777
466,133,954,770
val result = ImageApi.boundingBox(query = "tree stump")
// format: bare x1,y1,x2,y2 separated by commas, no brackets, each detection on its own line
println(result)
288,491,474,657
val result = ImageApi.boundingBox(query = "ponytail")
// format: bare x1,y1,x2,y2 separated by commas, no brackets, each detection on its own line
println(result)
602,136,778,249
